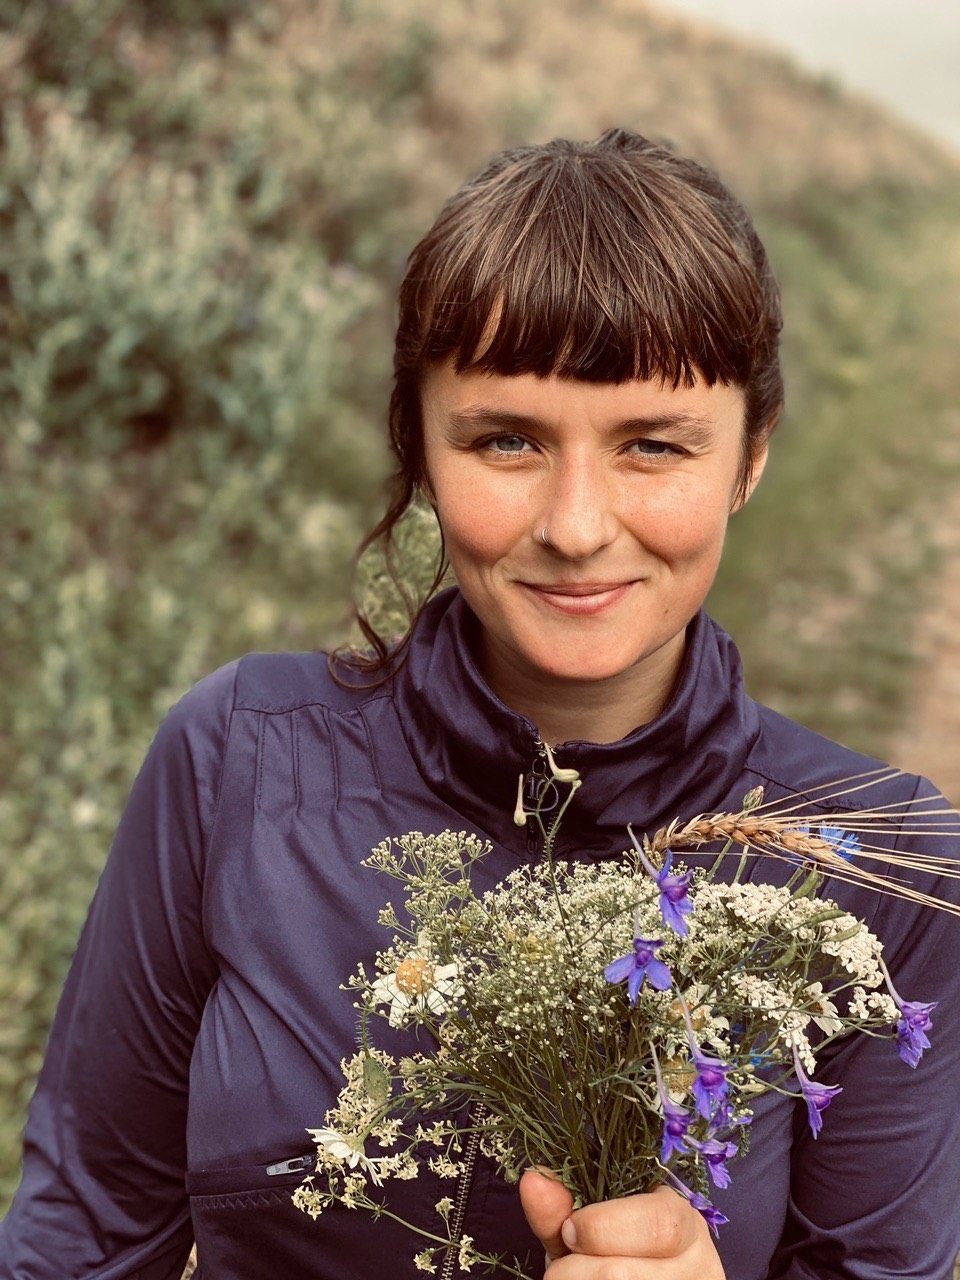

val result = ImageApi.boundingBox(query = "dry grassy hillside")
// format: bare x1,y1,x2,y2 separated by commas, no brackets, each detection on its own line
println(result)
4,0,960,1225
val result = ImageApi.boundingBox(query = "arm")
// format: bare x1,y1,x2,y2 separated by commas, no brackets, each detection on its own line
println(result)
769,783,960,1280
0,661,238,1280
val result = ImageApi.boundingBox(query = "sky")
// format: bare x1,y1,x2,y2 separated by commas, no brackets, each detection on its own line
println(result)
657,0,960,154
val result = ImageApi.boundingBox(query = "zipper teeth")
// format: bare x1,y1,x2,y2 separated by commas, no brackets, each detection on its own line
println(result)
438,1102,488,1280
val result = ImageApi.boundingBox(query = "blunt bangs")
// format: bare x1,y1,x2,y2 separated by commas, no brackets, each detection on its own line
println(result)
396,135,778,392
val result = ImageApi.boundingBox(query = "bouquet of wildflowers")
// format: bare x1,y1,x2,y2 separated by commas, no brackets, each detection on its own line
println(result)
292,754,951,1277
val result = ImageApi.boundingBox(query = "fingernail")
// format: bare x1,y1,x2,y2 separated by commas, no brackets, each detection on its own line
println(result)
561,1217,577,1249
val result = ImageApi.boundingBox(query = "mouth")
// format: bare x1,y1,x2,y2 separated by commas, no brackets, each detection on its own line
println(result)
518,580,638,616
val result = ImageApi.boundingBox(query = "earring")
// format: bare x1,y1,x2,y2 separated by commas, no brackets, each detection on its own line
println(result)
540,527,552,548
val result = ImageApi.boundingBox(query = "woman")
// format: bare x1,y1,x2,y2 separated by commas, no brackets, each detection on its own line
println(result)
3,129,959,1280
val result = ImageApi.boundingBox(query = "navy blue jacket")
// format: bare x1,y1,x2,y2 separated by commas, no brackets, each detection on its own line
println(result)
3,587,960,1279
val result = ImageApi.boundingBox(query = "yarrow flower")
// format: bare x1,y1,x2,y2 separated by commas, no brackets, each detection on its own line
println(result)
604,936,672,1003
790,1046,842,1139
628,826,694,936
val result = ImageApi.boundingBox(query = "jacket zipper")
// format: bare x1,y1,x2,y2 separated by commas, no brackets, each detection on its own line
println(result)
265,1154,315,1177
523,737,551,857
438,1101,489,1280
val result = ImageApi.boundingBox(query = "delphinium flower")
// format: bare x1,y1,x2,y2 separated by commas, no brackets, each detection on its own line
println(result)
651,1046,693,1162
663,1170,729,1238
604,927,673,1003
674,991,733,1121
878,955,938,1068
790,1045,842,1138
684,1136,739,1190
627,825,694,936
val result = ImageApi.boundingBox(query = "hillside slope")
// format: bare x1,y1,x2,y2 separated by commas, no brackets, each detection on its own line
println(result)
2,0,960,1207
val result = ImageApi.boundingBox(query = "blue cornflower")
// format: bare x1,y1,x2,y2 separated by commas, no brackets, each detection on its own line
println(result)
817,824,860,860
628,826,694,937
686,1136,739,1190
785,823,860,868
604,937,672,1004
791,1046,842,1139
664,1171,729,1238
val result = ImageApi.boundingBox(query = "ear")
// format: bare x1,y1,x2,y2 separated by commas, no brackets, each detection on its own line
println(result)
731,428,772,513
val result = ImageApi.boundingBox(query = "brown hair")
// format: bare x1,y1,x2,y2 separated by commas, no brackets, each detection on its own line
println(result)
335,127,783,683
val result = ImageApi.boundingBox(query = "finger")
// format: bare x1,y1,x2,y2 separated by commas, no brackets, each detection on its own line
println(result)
562,1185,703,1260
519,1167,575,1263
543,1250,714,1280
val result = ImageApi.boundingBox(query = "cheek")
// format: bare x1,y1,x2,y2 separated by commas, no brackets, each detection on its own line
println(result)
621,478,733,559
433,469,532,569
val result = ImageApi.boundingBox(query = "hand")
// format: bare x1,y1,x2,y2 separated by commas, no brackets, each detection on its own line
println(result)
519,1169,725,1279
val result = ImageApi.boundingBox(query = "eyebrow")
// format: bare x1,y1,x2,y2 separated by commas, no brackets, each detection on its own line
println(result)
446,407,718,446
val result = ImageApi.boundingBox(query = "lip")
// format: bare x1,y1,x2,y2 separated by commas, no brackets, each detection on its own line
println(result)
519,580,636,616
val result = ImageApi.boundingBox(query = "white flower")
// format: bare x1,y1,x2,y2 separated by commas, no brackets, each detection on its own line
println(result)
805,982,844,1036
371,932,464,1029
308,1127,387,1186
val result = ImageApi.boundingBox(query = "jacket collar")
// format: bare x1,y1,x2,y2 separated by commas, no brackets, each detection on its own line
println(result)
392,587,761,856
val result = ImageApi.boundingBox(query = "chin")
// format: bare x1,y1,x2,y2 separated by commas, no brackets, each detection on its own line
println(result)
519,640,646,685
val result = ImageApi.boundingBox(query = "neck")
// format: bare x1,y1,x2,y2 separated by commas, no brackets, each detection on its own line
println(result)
478,630,688,746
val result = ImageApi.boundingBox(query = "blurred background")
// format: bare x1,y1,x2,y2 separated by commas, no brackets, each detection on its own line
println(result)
1,0,959,1209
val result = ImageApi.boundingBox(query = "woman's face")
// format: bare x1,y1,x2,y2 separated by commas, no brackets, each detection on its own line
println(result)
420,360,766,696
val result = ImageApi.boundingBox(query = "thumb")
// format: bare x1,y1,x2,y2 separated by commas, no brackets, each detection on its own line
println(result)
519,1167,575,1264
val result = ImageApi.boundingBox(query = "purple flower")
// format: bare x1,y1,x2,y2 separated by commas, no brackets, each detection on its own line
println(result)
651,1045,692,1161
878,955,938,1069
664,1171,729,1238
686,1136,739,1189
895,1000,938,1069
655,849,695,937
628,827,694,936
605,937,672,1004
710,1100,753,1135
791,1046,842,1139
660,1098,693,1162
691,1050,732,1121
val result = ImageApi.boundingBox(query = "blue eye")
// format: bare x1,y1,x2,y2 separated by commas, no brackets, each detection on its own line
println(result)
626,439,679,459
487,435,530,454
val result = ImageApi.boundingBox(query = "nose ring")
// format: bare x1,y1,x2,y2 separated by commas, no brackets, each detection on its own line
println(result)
540,527,552,548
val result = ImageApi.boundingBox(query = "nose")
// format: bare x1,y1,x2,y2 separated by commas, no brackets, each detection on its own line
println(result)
537,451,620,560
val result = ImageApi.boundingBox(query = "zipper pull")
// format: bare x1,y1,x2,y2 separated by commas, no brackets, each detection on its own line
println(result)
266,1154,315,1176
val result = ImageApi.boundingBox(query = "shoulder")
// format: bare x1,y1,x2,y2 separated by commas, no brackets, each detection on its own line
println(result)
231,649,389,715
748,700,930,814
